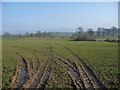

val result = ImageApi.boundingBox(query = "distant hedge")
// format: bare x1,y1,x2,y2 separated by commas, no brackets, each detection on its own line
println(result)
76,32,95,41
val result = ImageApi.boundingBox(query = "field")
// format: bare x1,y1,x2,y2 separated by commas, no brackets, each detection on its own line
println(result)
2,38,118,89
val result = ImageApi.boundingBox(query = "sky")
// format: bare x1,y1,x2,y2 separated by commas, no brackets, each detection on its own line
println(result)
2,2,118,34
0,2,2,35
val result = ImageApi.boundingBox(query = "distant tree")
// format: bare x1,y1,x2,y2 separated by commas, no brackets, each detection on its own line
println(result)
118,28,120,39
76,32,95,41
42,31,47,38
30,33,34,38
49,32,54,38
3,32,11,37
76,27,95,41
18,33,22,37
25,32,29,37
96,28,101,38
111,26,117,37
87,28,94,36
101,28,105,38
105,28,110,39
76,27,84,34
35,31,41,37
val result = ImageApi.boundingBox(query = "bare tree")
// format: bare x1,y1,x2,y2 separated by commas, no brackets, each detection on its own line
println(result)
96,28,101,38
101,28,105,38
76,27,95,41
87,28,94,36
111,26,117,38
76,27,84,34
105,28,110,39
30,33,34,38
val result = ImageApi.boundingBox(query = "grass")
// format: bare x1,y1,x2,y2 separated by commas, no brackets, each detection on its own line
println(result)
47,40,118,88
2,37,118,88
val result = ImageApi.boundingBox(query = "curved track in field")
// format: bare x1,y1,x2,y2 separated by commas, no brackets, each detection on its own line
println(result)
10,46,106,89
10,52,52,89
63,46,106,89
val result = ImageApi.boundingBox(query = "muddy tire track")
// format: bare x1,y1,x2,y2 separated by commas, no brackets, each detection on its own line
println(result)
75,62,94,89
28,60,49,88
10,45,106,89
53,55,85,89
37,65,52,89
53,55,106,89
64,46,107,89
10,48,52,89
23,60,42,88
10,53,29,89
10,64,21,88
16,57,28,89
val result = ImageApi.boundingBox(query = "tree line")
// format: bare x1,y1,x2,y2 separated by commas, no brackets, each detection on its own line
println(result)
3,31,74,38
3,26,119,41
76,26,119,41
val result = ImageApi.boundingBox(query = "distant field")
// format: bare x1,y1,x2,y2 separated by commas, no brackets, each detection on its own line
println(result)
2,38,118,89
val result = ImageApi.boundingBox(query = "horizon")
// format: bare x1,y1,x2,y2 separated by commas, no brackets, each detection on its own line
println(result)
2,2,118,34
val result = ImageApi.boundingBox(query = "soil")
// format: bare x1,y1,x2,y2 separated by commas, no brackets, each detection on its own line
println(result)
10,47,106,89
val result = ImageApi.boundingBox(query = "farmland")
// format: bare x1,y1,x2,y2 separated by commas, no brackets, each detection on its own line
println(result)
2,38,118,89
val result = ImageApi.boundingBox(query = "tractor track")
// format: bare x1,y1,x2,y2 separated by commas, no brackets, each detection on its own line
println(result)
64,46,107,89
28,59,51,88
53,54,106,89
37,65,52,88
10,52,52,89
53,55,85,89
10,46,106,89
16,56,28,89
10,53,29,89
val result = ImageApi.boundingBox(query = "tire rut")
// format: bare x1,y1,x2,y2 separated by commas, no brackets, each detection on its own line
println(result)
10,50,52,89
53,55,85,89
10,53,29,89
28,60,50,88
10,45,106,89
16,56,28,89
37,65,52,89
64,46,107,89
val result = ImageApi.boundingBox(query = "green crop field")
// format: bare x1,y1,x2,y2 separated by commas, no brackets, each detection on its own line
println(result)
2,38,119,89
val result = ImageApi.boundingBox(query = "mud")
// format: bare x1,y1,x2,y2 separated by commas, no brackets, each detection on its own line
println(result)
10,47,106,89
64,47,106,89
